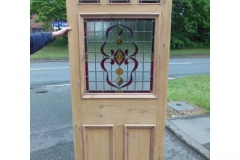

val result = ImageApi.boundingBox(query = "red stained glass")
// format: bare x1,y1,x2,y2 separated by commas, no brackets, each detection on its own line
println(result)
88,91,116,93
123,90,150,93
88,90,151,93
150,77,153,90
86,77,89,90
85,61,88,76
84,38,87,53
150,61,154,76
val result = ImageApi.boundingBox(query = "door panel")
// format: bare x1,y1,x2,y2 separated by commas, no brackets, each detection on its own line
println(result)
83,125,114,160
125,125,155,160
66,0,172,159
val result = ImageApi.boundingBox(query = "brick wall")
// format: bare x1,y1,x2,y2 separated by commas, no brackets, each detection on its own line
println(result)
30,14,54,33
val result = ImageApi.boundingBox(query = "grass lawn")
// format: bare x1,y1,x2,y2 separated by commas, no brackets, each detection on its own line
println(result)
30,46,210,60
30,46,69,60
167,75,210,111
170,48,210,56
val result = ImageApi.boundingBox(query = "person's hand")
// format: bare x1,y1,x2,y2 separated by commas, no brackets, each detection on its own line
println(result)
52,27,71,38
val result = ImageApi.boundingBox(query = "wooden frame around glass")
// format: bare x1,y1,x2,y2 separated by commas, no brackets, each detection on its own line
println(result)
78,12,161,99
77,0,162,5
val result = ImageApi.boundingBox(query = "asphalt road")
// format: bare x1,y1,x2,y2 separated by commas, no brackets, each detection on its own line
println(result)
30,57,210,87
30,57,209,160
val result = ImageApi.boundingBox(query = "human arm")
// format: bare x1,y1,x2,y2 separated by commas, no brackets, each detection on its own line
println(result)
30,32,55,55
30,27,71,55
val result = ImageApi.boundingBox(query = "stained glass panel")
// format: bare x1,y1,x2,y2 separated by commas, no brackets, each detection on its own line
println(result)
79,0,100,3
84,19,155,93
139,0,160,3
109,0,130,3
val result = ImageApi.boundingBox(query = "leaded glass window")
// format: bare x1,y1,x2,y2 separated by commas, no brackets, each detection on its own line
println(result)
139,0,160,3
109,0,130,3
84,19,155,93
79,0,100,3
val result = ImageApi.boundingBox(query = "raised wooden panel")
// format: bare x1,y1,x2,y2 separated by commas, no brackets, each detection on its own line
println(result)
82,105,157,124
83,125,114,160
124,125,155,160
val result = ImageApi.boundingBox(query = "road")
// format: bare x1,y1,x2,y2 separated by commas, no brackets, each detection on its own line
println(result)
30,57,210,87
168,57,210,77
30,57,209,160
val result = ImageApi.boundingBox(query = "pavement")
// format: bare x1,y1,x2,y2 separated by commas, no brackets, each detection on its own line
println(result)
165,102,210,160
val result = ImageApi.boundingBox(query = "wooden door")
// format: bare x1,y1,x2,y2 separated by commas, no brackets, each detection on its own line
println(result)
66,0,172,159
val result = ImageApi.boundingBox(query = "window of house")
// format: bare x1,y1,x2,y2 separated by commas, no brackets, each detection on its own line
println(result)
32,28,45,34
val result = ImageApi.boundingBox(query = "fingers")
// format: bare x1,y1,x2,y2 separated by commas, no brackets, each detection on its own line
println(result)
52,27,72,38
63,27,71,33
62,27,72,36
65,27,72,31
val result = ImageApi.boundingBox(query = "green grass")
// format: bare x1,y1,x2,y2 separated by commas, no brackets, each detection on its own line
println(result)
30,46,210,60
30,46,69,60
170,48,210,56
167,75,210,111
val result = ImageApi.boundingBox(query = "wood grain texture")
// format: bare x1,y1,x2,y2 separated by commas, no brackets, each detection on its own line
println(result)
66,0,172,159
82,105,157,124
124,125,156,160
78,12,160,99
83,125,114,160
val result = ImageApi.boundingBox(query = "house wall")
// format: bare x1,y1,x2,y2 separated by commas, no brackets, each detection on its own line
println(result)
30,14,54,33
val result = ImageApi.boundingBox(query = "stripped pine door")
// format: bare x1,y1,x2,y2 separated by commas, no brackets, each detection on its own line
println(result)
66,0,172,159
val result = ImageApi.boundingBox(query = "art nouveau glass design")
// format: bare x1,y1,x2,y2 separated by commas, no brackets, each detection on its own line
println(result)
84,19,155,93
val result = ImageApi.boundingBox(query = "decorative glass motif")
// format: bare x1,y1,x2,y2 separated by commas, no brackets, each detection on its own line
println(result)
84,19,155,93
100,23,139,91
116,68,123,75
116,38,123,45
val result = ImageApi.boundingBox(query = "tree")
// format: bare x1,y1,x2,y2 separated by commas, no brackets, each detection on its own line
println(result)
171,0,210,49
30,0,67,31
